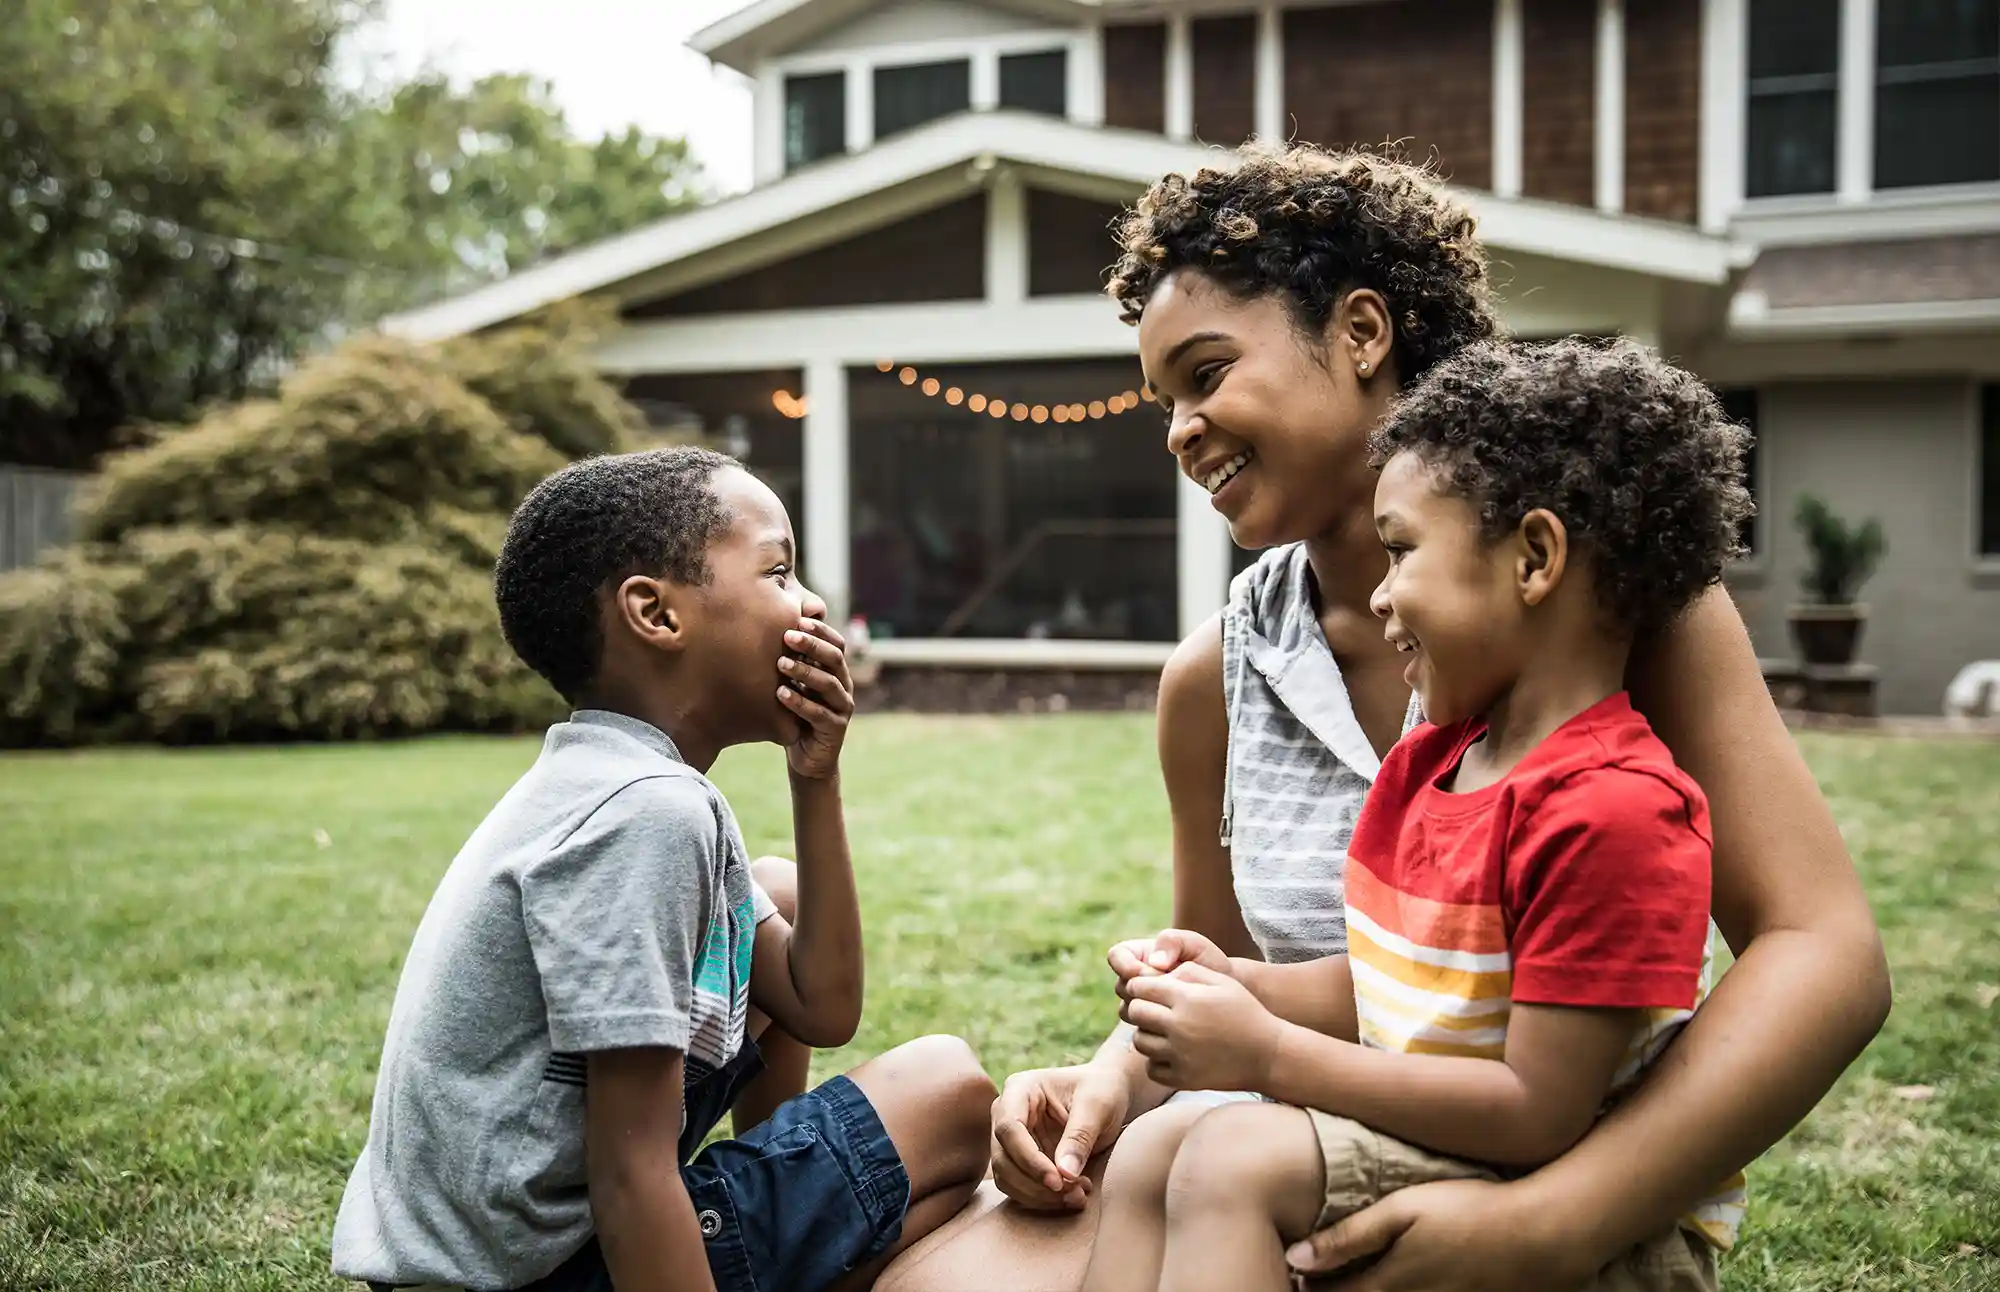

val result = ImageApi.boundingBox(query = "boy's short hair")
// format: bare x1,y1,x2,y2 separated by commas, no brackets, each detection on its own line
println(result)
495,446,737,703
1369,337,1753,634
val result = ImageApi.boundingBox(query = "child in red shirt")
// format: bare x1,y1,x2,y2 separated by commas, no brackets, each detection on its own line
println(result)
1085,337,1753,1292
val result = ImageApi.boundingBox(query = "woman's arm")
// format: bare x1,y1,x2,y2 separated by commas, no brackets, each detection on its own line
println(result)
990,615,1264,1206
1552,587,1891,1250
1287,588,1892,1287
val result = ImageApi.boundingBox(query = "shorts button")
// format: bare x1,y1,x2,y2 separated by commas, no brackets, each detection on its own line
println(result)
697,1208,723,1238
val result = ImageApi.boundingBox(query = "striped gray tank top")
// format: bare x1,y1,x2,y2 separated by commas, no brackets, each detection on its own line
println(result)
1220,543,1424,964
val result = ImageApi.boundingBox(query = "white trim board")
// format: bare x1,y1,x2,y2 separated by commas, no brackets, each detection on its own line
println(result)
1727,296,2000,340
696,0,1097,73
379,111,1745,344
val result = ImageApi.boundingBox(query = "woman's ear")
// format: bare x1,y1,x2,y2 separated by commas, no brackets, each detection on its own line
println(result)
1333,289,1395,383
613,574,688,654
1516,509,1570,607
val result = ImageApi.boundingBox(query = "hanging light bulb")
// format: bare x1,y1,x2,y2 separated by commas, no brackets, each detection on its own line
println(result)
968,392,988,412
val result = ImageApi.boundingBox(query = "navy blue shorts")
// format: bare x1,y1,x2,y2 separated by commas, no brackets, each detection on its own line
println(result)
513,1041,910,1292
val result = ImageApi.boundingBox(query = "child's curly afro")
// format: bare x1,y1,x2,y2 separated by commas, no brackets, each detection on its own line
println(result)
1371,336,1754,635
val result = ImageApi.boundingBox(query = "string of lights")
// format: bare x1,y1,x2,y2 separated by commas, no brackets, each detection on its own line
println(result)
770,360,1157,423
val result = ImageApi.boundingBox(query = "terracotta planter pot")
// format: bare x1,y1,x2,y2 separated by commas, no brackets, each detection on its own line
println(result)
1788,604,1867,667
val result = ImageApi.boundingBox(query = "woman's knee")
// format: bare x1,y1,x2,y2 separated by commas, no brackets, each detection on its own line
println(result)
750,856,797,922
1164,1103,1320,1223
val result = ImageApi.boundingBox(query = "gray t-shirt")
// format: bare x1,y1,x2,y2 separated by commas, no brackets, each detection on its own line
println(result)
330,710,776,1289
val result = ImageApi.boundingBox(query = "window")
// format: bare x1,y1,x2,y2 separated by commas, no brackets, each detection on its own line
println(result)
874,59,971,139
1000,49,1068,116
1981,384,2000,557
1746,0,1840,196
1875,0,2000,189
784,72,846,171
1720,388,1761,557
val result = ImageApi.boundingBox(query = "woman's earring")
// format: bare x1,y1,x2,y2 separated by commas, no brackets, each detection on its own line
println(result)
1358,360,1371,376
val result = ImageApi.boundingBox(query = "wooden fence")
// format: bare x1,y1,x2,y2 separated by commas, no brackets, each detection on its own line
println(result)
1,466,82,572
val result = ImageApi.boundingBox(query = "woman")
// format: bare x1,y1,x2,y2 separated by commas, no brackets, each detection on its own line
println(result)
876,145,1889,1292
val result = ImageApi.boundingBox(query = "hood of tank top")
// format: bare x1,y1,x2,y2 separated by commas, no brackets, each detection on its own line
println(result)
1229,542,1392,784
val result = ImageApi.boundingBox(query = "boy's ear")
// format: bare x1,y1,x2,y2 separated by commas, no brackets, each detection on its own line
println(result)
1515,508,1569,607
612,574,690,654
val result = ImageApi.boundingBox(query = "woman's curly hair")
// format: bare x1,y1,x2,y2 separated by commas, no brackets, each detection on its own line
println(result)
1107,143,1500,383
1370,337,1754,635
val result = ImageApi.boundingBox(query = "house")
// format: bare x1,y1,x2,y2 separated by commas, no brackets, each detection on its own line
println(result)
382,0,2000,715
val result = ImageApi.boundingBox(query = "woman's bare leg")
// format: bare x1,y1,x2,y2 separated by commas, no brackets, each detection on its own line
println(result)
1078,1102,1214,1292
732,858,814,1133
829,1034,999,1291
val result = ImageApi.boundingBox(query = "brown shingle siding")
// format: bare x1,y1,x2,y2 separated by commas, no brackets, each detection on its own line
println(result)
1283,0,1493,187
624,196,985,318
1028,189,1127,297
1624,0,1701,223
1192,14,1257,146
1522,0,1596,207
1104,22,1167,134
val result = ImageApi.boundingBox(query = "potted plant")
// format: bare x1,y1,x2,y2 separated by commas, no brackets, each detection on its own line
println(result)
1788,493,1885,667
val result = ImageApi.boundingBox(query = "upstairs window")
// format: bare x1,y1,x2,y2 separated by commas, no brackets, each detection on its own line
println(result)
784,72,846,171
874,59,971,139
1746,0,1840,196
1000,49,1068,116
1875,0,2000,189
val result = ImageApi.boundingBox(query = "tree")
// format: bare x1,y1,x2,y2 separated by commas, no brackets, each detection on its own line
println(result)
0,2,704,471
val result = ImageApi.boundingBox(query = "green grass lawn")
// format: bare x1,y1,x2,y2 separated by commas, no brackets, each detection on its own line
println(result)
2,718,1995,1291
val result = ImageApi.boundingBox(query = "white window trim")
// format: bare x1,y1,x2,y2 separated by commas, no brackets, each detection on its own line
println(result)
1595,0,1625,214
1164,12,1194,142
1836,0,1876,204
1493,0,1524,199
1700,0,1747,234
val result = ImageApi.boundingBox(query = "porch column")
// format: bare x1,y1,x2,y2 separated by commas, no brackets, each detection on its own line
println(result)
1177,473,1232,639
986,168,1029,305
804,358,851,626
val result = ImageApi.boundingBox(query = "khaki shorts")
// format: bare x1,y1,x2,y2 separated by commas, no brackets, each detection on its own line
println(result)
1307,1109,1719,1292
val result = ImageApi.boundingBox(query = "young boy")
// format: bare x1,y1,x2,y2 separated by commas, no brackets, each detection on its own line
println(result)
331,448,994,1292
1084,338,1753,1292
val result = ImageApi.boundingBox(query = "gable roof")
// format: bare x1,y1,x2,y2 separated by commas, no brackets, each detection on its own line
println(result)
379,110,1746,344
692,0,1099,73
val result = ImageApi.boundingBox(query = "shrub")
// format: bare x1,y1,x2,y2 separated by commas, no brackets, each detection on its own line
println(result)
1794,493,1885,605
0,319,633,746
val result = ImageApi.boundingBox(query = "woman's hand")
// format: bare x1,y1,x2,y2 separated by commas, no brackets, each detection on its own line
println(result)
1122,963,1284,1093
989,1063,1131,1211
1288,1177,1593,1292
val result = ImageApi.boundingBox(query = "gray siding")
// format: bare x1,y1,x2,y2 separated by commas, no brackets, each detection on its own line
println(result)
1725,379,2000,715
1,466,82,573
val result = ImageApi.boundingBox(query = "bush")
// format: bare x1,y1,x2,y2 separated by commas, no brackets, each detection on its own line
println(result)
0,320,634,746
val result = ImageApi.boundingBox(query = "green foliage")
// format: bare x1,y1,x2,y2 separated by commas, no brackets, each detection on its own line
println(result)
0,323,633,746
1795,493,1886,605
0,5,703,470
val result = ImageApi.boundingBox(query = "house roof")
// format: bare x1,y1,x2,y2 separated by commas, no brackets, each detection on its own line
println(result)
691,0,1101,73
1728,233,2000,337
379,110,1746,344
